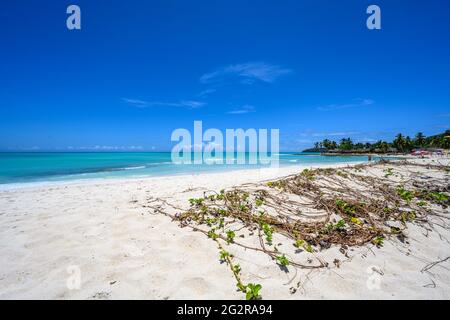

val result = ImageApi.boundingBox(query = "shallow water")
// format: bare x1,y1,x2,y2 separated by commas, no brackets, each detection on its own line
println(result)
0,152,382,185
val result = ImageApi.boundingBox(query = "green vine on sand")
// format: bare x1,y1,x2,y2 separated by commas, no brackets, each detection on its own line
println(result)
146,160,450,299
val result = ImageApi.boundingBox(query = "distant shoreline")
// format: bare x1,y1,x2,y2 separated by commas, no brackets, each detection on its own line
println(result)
293,152,403,157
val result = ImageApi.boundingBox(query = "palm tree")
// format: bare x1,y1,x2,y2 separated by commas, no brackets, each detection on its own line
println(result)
374,140,389,153
322,139,331,150
380,141,389,153
339,138,354,151
405,136,413,151
393,134,406,152
415,132,425,147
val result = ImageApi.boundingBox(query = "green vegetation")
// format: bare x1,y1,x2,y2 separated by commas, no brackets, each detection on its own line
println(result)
335,199,356,216
189,197,204,206
335,219,346,231
219,249,230,262
293,239,305,248
384,168,394,178
245,283,262,300
308,130,450,153
397,187,414,203
293,239,313,252
400,211,416,223
207,228,219,239
324,219,347,233
424,192,448,203
226,230,236,244
304,243,313,253
156,160,448,300
300,168,315,180
276,254,290,267
350,217,362,225
372,236,385,247
255,198,264,206
416,201,427,207
261,222,274,244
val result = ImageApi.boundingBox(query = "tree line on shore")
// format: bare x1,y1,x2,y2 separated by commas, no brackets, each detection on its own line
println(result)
305,130,450,153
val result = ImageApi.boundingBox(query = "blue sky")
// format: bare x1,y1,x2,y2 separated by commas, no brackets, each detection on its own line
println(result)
1,0,450,151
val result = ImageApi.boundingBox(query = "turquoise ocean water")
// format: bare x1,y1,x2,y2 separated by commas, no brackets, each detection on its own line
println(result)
0,152,379,186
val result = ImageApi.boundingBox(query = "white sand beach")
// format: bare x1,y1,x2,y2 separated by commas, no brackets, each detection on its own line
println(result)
0,158,449,300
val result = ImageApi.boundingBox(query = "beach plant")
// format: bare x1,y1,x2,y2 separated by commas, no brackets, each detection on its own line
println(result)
383,207,393,214
261,222,273,244
323,223,334,234
400,211,416,223
384,167,394,178
293,239,305,248
335,219,346,231
335,199,356,216
350,217,362,225
217,209,228,216
239,204,249,212
219,249,230,262
245,283,262,300
189,197,204,206
304,243,313,253
205,217,216,227
266,181,283,189
276,254,290,267
218,217,225,228
336,171,348,178
226,230,236,244
372,236,385,247
216,190,226,200
207,228,219,240
149,159,450,300
390,226,401,233
300,168,316,180
397,187,414,203
416,201,427,207
424,192,448,203
323,220,346,233
266,181,275,188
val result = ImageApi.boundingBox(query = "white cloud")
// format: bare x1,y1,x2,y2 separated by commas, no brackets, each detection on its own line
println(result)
122,98,205,109
121,98,148,108
200,62,292,85
317,98,374,111
178,100,206,108
227,105,255,115
197,88,216,97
